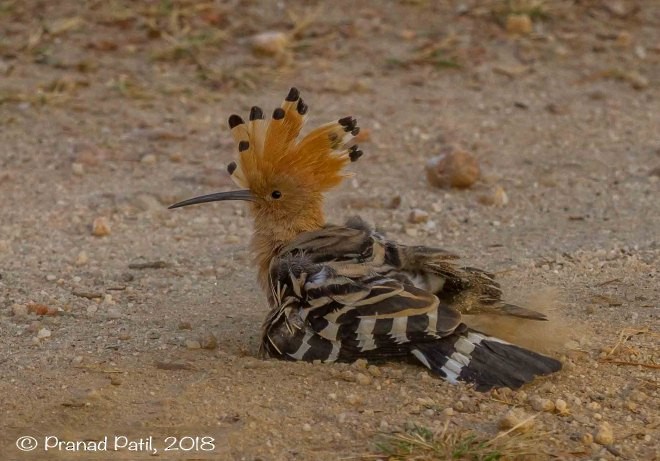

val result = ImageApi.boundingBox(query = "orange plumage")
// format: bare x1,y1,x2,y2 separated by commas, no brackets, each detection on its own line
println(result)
227,87,361,196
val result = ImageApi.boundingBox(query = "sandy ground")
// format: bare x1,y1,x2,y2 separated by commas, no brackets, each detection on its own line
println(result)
1,1,658,460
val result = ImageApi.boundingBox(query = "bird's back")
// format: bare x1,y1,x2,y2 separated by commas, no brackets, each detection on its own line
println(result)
274,216,543,320
261,217,560,391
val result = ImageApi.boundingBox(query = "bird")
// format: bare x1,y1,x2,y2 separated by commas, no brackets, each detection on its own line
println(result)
169,87,561,391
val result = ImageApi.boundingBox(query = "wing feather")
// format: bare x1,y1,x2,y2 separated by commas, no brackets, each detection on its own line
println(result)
262,252,463,362
262,220,544,365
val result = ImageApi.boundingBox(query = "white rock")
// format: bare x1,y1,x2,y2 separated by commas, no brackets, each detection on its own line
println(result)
408,208,429,224
250,31,289,56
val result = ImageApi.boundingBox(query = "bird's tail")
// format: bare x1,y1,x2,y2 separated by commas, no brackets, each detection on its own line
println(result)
411,324,561,391
486,302,548,320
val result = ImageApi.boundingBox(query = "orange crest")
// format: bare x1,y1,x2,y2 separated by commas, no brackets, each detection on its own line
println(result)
226,88,363,193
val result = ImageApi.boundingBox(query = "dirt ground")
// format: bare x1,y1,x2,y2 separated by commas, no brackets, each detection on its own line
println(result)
1,1,658,460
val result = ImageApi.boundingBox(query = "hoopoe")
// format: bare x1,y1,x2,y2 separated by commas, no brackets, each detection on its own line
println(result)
170,88,561,391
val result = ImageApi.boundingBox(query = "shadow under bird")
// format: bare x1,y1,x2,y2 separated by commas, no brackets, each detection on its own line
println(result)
169,87,561,391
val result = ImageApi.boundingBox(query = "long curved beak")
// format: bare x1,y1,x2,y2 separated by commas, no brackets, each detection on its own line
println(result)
168,189,255,209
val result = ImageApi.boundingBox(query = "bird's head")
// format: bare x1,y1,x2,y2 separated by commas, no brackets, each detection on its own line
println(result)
169,87,362,245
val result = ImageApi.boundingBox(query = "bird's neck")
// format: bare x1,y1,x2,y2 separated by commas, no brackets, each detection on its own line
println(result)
251,209,325,290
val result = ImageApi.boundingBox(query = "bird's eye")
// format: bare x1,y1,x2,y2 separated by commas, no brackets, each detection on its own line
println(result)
271,190,282,199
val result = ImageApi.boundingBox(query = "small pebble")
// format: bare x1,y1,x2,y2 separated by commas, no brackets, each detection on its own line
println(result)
351,358,368,369
340,370,355,382
355,373,372,386
587,401,601,411
442,407,454,417
625,70,649,90
71,162,85,176
506,14,533,34
250,31,289,56
604,0,632,17
405,227,418,237
367,365,381,377
408,209,429,224
91,217,111,237
178,321,192,330
555,399,569,414
425,148,480,189
75,251,89,266
12,304,28,317
478,185,509,207
423,408,434,417
140,153,157,165
302,423,312,432
185,340,201,350
594,422,614,445
417,397,434,407
37,327,51,339
199,332,218,350
616,31,632,47
530,397,555,412
225,235,240,244
346,394,361,405
498,408,534,432
46,274,57,281
582,433,594,445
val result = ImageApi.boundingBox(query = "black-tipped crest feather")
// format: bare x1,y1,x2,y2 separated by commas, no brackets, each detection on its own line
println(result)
249,106,264,121
297,99,308,115
286,87,300,101
228,114,244,129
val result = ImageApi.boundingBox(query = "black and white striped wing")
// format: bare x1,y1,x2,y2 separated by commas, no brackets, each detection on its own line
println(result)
260,250,562,391
260,262,462,363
